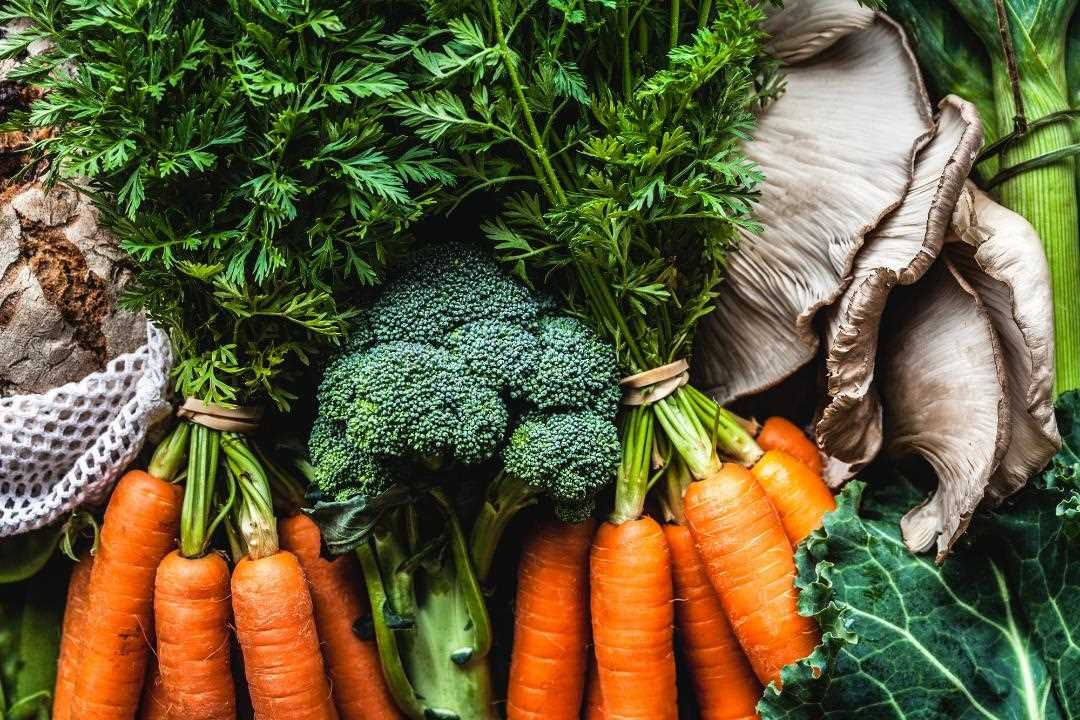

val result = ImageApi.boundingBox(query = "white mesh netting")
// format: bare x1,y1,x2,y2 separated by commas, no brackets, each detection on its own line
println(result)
0,322,173,536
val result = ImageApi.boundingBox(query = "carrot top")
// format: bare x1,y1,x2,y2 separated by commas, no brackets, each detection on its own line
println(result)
222,433,278,561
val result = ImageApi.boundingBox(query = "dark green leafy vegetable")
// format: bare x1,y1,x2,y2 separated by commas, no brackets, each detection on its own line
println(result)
0,565,66,720
761,391,1080,719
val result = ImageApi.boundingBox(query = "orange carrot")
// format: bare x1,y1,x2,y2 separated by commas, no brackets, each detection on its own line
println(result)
153,550,236,720
52,553,94,720
231,550,339,720
665,524,761,719
583,651,606,720
590,517,678,720
756,417,822,476
506,518,595,720
71,470,184,720
751,450,836,544
138,658,171,720
279,514,400,720
683,464,819,686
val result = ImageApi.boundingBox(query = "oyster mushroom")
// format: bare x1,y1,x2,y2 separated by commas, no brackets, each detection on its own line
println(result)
695,15,934,403
878,257,1008,558
878,187,1060,557
815,95,983,483
763,0,875,63
947,185,1060,503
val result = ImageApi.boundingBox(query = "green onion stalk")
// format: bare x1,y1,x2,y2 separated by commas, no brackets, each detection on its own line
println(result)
356,489,496,720
395,0,774,524
890,0,1080,394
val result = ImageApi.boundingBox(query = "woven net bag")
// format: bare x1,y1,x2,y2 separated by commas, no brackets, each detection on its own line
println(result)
0,322,173,536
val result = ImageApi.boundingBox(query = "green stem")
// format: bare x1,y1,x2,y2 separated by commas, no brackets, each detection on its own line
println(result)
653,387,720,479
620,0,632,97
180,425,219,558
682,384,763,465
990,56,1080,392
222,433,278,560
669,0,680,49
698,0,712,30
429,489,493,659
148,422,191,481
611,406,655,524
253,444,307,514
356,539,428,720
661,455,693,524
488,0,565,205
468,472,539,583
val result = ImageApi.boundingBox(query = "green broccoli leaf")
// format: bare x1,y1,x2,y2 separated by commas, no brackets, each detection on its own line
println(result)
762,394,1080,720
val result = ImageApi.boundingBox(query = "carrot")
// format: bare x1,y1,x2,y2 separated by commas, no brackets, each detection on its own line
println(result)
755,417,822,476
683,464,819,686
665,524,762,720
279,514,400,720
751,450,836,544
506,518,595,720
153,550,236,720
583,651,606,720
52,553,94,720
138,658,171,720
590,516,678,720
231,550,339,720
71,469,184,720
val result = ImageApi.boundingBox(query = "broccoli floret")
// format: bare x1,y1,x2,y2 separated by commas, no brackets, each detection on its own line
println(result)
308,414,398,500
336,341,507,466
503,411,621,522
368,244,540,344
520,315,621,414
445,319,539,395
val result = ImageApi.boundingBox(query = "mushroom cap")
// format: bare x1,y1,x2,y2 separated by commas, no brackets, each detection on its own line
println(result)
695,14,934,403
763,0,875,64
816,95,983,482
879,257,1009,558
948,184,1060,503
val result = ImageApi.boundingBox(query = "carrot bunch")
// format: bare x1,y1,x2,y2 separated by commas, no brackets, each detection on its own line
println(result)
52,423,399,720
504,404,835,720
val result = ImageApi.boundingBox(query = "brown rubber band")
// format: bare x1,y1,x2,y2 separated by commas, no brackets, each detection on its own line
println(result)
177,397,263,433
620,359,690,406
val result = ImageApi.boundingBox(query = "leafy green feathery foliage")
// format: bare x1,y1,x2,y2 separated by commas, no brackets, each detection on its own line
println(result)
389,0,773,373
760,393,1080,719
0,0,449,408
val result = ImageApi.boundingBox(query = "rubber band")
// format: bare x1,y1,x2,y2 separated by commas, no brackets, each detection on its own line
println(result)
177,398,263,433
620,359,689,406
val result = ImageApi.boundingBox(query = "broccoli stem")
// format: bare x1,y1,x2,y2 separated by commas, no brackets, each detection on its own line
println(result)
357,498,497,720
469,472,540,583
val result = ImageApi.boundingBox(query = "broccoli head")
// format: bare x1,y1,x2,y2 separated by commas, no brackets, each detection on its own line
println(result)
520,314,622,415
503,411,621,522
368,243,540,344
309,242,622,537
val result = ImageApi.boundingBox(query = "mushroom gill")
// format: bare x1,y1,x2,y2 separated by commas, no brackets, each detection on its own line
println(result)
695,15,934,404
763,0,875,64
878,257,1009,558
815,95,983,484
947,185,1060,503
